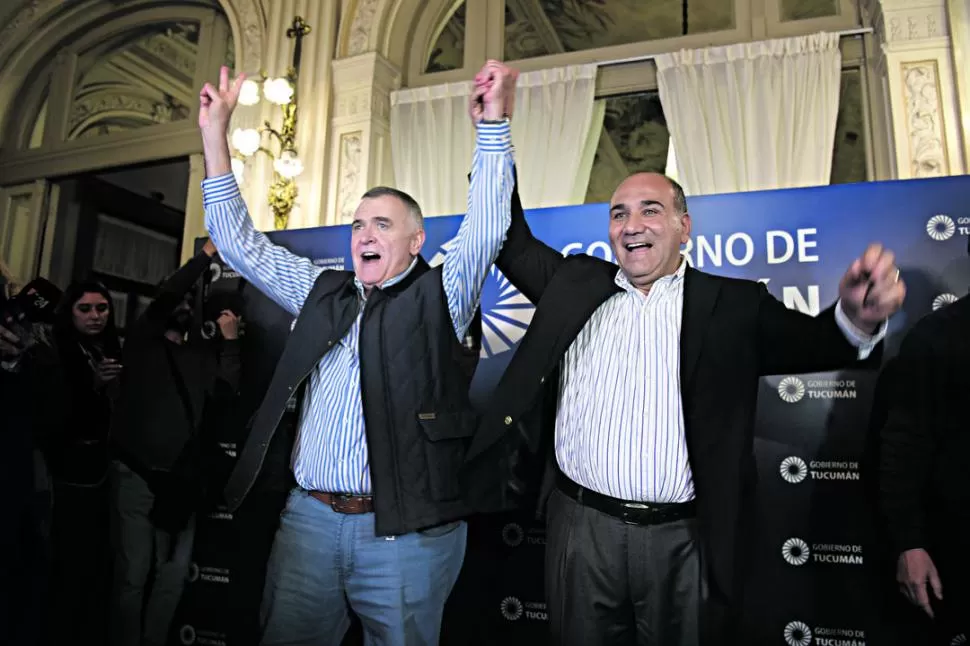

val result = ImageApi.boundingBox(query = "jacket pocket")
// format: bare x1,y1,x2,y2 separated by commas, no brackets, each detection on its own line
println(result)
417,411,478,501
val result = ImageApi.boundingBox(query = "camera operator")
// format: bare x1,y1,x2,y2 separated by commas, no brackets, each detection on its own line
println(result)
1,274,62,646
109,240,241,646
0,318,41,646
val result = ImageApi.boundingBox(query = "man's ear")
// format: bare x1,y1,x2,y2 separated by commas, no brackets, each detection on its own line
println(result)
411,229,426,256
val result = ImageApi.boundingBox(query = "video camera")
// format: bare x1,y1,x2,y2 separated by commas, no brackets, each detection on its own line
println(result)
200,290,245,340
0,276,61,334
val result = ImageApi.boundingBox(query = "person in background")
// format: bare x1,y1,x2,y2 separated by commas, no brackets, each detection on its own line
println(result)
878,270,970,644
462,67,906,641
0,271,61,646
109,239,241,646
197,59,514,646
41,279,123,645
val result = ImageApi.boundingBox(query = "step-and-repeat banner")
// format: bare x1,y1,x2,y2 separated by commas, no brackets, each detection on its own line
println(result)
175,175,970,646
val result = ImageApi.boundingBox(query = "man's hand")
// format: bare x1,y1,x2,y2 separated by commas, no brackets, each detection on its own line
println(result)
216,310,240,340
199,66,245,135
897,548,943,617
202,239,217,257
469,60,518,123
838,243,905,334
199,66,245,177
0,323,24,361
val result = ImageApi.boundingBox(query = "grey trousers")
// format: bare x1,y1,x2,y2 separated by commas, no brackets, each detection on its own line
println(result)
109,461,196,646
545,488,709,646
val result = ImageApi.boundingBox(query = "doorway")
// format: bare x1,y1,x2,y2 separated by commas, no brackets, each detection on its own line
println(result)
49,158,189,335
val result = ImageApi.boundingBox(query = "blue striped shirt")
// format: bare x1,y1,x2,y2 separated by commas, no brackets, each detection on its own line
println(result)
202,120,514,494
555,257,883,503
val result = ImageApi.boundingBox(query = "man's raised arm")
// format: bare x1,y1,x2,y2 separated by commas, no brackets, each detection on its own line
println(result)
199,66,322,316
442,62,517,340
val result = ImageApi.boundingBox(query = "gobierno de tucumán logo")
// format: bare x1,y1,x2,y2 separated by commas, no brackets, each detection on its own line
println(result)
430,237,535,358
784,621,813,646
926,215,955,241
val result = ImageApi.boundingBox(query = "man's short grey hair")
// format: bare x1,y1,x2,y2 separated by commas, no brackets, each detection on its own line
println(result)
361,186,424,229
666,176,687,214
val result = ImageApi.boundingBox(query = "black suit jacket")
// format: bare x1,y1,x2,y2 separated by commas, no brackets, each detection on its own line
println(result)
464,184,875,603
878,295,970,562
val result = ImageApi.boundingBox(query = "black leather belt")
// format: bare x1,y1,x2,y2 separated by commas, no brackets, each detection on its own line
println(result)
556,470,696,526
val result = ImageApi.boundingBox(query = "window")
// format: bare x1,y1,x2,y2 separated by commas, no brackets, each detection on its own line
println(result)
780,0,839,22
69,21,201,140
585,92,669,204
426,2,466,73
504,0,735,61
585,69,868,201
831,68,867,184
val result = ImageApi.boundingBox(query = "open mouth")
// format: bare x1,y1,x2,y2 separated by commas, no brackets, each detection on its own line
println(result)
360,251,382,263
625,242,653,252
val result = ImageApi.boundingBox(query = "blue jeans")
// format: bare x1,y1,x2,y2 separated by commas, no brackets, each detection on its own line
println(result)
109,461,196,646
260,488,467,646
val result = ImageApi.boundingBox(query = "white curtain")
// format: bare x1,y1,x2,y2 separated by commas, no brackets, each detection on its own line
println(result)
390,64,604,216
510,64,604,209
656,32,842,196
390,81,475,217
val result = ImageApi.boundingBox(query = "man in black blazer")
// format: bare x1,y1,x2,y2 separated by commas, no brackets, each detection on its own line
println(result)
879,283,969,643
464,167,905,644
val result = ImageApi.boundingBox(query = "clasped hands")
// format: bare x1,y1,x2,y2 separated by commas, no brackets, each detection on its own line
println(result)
468,60,518,124
838,243,905,334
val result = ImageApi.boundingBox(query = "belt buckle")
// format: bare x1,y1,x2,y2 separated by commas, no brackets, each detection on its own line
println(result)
331,494,356,513
621,501,654,526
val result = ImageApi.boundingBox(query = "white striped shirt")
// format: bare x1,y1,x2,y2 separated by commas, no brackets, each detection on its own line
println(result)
555,257,882,503
202,120,514,494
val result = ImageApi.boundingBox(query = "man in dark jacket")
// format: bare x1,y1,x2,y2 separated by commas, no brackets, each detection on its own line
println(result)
463,158,905,642
197,61,515,645
879,273,970,643
0,277,61,646
109,240,241,646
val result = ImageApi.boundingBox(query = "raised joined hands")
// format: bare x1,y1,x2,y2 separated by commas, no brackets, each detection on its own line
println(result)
469,60,518,124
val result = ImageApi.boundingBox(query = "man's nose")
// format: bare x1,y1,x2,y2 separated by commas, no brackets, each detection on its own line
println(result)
623,213,646,234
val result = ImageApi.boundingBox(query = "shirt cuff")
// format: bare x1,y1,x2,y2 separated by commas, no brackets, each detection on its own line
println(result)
476,119,513,154
834,300,886,360
202,174,241,207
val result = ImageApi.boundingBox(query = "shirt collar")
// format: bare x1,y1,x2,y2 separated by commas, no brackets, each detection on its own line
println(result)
353,256,419,298
615,253,689,293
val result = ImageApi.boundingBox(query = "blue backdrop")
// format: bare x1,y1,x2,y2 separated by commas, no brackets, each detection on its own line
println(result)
178,175,970,646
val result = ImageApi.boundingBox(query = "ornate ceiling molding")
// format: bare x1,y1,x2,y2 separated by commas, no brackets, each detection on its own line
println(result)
69,85,189,139
0,0,264,78
347,0,381,57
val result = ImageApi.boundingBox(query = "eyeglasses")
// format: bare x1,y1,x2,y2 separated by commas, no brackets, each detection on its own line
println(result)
76,303,109,314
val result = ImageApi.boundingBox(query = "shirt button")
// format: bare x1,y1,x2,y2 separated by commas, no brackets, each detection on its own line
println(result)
327,341,333,347
539,376,545,384
504,416,512,426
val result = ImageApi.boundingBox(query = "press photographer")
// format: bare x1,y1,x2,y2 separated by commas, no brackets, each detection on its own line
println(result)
108,239,242,646
0,270,62,646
